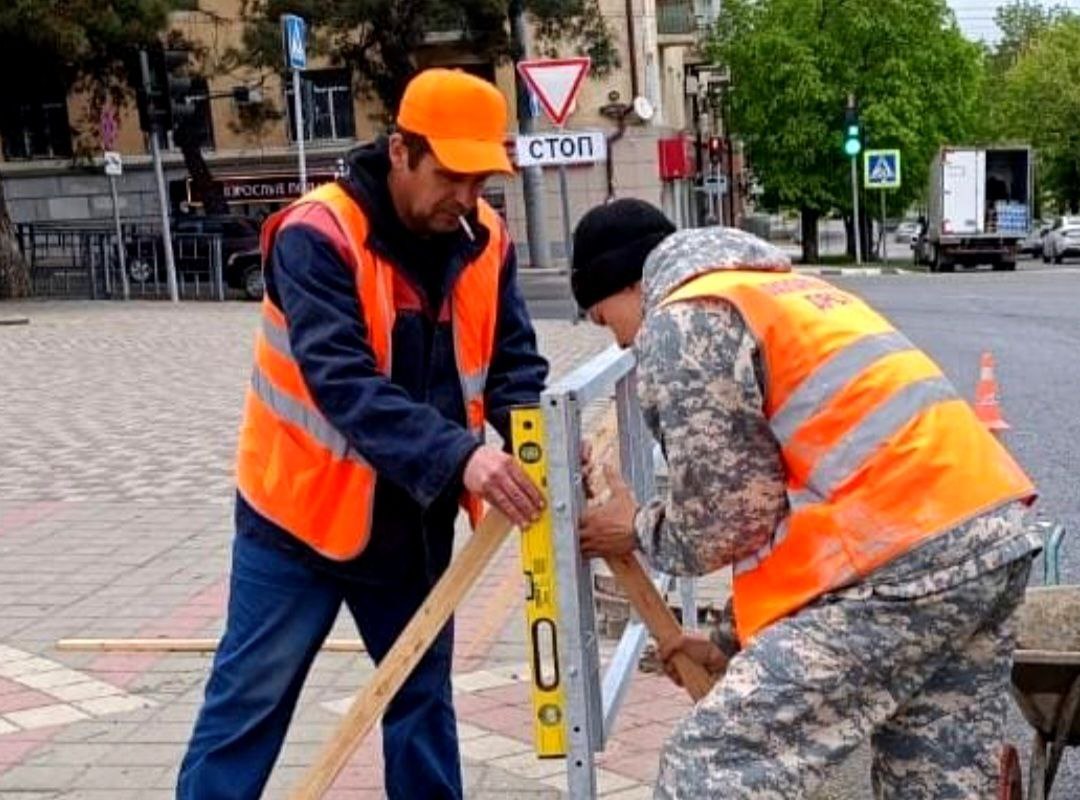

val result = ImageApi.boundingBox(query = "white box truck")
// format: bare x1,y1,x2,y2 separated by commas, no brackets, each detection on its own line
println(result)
914,146,1033,272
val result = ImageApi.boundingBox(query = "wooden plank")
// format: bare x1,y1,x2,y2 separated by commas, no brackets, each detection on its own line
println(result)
1013,649,1080,666
288,509,515,800
54,638,366,653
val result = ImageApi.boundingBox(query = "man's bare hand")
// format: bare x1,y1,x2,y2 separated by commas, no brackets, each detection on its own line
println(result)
463,445,545,528
578,464,637,558
658,633,728,688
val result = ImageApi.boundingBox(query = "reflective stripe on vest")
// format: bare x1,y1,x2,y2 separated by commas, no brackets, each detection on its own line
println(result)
662,269,1036,642
236,182,504,560
249,367,364,464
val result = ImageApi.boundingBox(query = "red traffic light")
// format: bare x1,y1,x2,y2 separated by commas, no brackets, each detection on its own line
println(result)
707,136,723,165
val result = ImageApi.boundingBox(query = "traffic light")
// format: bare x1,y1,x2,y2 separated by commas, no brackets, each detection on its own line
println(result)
164,48,199,131
133,45,197,134
843,105,862,157
707,135,723,166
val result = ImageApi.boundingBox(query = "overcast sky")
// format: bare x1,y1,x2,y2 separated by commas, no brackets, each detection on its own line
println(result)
948,0,1080,41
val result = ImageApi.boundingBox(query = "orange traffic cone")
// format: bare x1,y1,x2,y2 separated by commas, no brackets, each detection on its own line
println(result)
974,351,1010,432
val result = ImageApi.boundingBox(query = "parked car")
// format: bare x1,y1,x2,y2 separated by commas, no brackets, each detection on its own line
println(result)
894,219,920,244
226,248,265,301
1019,223,1051,257
1042,216,1080,264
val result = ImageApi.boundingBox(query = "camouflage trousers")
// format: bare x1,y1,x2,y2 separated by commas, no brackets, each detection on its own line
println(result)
655,556,1033,799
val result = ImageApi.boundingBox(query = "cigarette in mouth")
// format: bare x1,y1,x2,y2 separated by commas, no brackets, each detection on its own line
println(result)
458,215,475,241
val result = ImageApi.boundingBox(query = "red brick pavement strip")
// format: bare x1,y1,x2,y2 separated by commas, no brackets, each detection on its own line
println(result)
0,727,64,767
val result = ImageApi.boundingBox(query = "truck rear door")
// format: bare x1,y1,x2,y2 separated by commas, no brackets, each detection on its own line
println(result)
942,149,985,235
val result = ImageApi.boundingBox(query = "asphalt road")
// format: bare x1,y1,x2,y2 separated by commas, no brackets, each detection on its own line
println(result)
523,261,1080,797
826,266,1080,798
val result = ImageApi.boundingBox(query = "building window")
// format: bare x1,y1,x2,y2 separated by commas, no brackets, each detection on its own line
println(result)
285,69,355,143
0,86,72,160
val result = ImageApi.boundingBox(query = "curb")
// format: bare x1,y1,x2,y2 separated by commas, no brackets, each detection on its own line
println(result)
518,267,568,277
0,316,30,326
795,266,914,277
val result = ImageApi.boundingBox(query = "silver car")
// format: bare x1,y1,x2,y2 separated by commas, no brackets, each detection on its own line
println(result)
1020,223,1051,257
1043,216,1080,264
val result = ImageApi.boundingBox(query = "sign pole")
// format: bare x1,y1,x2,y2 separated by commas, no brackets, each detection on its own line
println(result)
293,69,307,192
557,164,574,267
880,189,887,260
109,176,130,300
851,155,862,266
100,109,128,300
282,15,308,193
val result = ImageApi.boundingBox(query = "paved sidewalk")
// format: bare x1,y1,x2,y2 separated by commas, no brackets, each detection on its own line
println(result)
0,300,689,799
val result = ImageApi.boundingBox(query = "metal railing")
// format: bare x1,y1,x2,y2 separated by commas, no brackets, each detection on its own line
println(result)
543,344,697,798
15,222,227,301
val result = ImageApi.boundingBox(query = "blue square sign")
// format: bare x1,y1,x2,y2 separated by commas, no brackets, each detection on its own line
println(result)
281,14,307,71
864,149,901,189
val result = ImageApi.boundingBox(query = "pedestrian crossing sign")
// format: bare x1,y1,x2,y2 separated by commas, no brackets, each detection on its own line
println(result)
864,149,901,189
281,14,307,71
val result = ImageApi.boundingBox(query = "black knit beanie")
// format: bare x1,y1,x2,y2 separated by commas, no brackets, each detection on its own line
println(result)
571,199,676,311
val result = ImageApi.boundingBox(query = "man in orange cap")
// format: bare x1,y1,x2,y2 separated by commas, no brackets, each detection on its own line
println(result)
178,69,548,800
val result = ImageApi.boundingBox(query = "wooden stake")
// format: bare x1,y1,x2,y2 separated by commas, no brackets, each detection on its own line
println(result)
55,638,366,653
289,509,515,800
603,553,716,701
589,410,718,702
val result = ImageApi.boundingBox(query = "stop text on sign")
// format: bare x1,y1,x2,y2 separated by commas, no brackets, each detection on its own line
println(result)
515,131,608,168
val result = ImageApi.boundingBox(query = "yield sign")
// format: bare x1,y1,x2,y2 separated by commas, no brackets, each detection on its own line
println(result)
516,57,590,127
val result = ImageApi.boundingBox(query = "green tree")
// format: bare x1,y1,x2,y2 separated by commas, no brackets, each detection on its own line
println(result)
991,0,1069,73
227,0,616,116
995,17,1080,212
708,0,983,262
0,0,177,297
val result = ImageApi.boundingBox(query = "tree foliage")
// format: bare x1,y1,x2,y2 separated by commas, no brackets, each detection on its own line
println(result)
228,0,617,116
989,0,1069,74
707,0,983,258
0,0,175,119
992,15,1080,212
0,1,179,297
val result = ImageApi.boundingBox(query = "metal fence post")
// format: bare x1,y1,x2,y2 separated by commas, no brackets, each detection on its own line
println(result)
542,345,698,798
214,236,225,301
545,390,601,799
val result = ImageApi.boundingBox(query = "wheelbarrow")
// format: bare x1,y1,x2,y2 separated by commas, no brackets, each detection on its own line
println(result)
1002,523,1078,800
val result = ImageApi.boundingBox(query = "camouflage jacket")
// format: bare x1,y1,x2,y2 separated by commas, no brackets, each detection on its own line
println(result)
631,228,1041,589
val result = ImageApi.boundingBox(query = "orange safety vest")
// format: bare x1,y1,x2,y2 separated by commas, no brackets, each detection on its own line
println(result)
661,270,1036,644
236,181,507,560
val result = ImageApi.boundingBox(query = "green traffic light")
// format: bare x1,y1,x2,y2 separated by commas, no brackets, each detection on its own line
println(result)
844,138,862,156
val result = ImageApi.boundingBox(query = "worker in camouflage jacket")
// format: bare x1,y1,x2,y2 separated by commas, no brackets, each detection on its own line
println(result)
570,199,1040,799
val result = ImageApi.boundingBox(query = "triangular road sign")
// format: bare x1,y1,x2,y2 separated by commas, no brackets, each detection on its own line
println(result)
517,58,590,127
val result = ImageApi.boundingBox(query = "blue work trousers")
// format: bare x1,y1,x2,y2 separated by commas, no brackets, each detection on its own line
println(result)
177,533,461,799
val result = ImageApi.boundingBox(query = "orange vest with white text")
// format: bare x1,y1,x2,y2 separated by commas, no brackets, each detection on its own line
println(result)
662,270,1036,644
236,181,506,560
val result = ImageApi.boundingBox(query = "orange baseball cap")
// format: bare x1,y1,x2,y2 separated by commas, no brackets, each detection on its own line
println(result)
397,68,513,175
